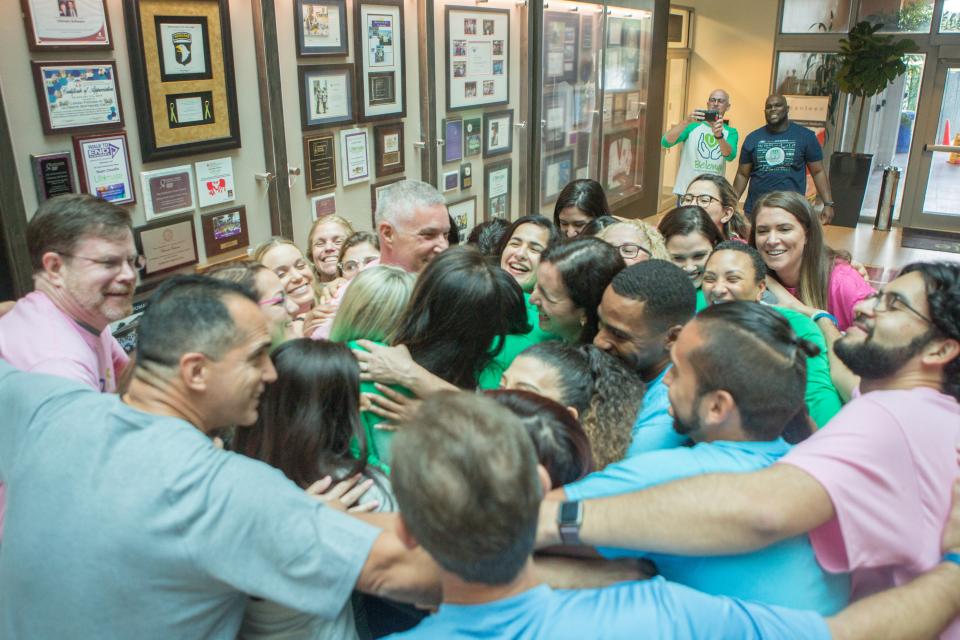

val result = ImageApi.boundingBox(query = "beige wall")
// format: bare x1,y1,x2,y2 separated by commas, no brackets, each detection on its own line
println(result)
679,0,779,183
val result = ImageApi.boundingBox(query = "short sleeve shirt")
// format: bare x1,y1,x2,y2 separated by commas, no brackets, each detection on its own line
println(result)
626,365,688,457
740,123,823,214
662,121,740,196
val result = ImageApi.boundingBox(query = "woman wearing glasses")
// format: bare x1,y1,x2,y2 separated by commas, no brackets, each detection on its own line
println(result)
208,260,296,346
594,219,669,266
337,232,381,282
750,190,874,331
680,173,750,241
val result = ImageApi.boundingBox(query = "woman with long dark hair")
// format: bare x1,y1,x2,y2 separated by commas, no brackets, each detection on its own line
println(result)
552,179,611,239
658,205,725,311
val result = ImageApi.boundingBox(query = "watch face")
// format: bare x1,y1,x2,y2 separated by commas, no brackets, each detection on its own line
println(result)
559,501,582,523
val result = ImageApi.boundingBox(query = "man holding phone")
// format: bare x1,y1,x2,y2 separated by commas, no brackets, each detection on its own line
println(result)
661,89,739,203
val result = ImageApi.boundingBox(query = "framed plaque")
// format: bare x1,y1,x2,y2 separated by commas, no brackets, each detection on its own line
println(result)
73,131,135,205
194,157,235,208
299,64,356,129
373,122,404,177
447,196,476,242
445,6,509,111
442,170,459,192
370,177,403,222
340,127,371,186
21,0,113,50
303,133,337,192
124,0,241,161
31,151,77,202
354,0,406,122
296,0,348,56
463,116,482,157
140,165,196,220
483,109,513,158
484,158,511,220
32,61,123,134
541,149,574,206
135,214,199,277
311,192,337,219
460,162,473,190
201,205,249,258
443,118,463,164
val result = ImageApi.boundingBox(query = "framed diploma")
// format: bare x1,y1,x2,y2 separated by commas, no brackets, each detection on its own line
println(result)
354,0,406,122
194,157,235,208
484,158,511,220
483,109,513,158
303,133,337,193
370,177,403,222
443,118,463,164
340,127,371,186
463,116,482,157
447,196,476,243
140,165,196,220
124,0,241,161
296,0,348,56
373,122,404,177
73,131,136,205
21,0,112,50
32,61,123,134
201,205,249,258
541,149,573,206
31,151,77,202
445,6,509,111
299,64,356,129
134,214,199,277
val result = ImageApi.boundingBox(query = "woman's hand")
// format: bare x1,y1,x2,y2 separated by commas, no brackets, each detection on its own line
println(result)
353,341,417,386
302,303,337,337
364,383,423,428
305,474,378,513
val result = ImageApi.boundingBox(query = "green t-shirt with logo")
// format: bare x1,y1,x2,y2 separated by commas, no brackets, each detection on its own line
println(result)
662,121,739,196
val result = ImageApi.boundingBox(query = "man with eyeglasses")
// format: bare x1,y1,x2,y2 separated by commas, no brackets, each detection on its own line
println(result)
539,261,960,638
0,194,139,540
661,89,739,203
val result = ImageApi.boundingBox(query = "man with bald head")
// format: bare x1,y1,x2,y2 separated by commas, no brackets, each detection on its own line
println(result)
734,94,834,223
376,179,451,273
661,89,739,201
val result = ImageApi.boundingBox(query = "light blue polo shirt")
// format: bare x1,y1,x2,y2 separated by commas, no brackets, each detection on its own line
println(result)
385,580,830,640
625,365,688,456
564,439,850,615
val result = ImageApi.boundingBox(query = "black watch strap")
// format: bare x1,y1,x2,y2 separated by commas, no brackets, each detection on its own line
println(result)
557,500,584,545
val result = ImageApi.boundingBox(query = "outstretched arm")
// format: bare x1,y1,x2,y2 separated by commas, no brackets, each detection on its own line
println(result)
353,513,442,606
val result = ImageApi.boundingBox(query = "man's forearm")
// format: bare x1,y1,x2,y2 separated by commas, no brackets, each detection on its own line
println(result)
733,168,750,198
662,121,689,146
354,527,442,606
827,563,960,640
810,165,833,203
718,138,733,158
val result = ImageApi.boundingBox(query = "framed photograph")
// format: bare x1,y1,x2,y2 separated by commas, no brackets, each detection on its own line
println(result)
299,64,356,129
541,149,574,206
194,157,235,208
483,109,513,158
542,91,567,151
443,118,463,164
442,170,459,192
445,6,509,111
602,128,639,193
140,164,195,220
201,205,249,258
32,61,123,134
354,0,406,122
123,0,240,161
484,158,511,220
370,177,403,222
544,11,578,84
447,196,476,242
460,161,473,189
21,0,112,50
296,0,348,56
667,7,691,49
625,92,642,122
73,131,135,205
463,116,482,157
373,122,404,177
340,127,371,186
31,151,77,202
581,14,594,50
304,132,338,192
135,214,199,277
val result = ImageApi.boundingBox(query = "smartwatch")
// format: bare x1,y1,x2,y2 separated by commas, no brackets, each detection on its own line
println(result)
557,500,584,545
822,201,835,207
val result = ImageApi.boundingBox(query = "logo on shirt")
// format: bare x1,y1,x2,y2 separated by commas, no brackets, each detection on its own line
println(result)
765,146,786,166
697,132,723,161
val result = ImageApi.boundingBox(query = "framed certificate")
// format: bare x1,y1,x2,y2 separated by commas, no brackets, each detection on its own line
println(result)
194,157,235,208
442,170,459,192
299,64,356,129
340,127,371,186
135,214,199,277
445,6,509,111
303,133,338,193
354,0,406,122
32,61,123,134
483,109,513,158
443,118,463,164
124,0,241,161
541,149,574,206
447,196,476,243
73,131,136,205
296,0,348,56
141,165,196,220
31,151,77,202
484,158,511,220
21,0,112,50
373,122,404,177
201,205,249,258
370,177,403,222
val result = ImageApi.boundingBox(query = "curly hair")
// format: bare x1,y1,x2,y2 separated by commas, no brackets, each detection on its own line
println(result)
900,262,960,401
596,219,671,261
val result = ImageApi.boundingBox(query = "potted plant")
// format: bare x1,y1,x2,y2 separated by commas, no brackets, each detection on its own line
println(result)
828,21,914,227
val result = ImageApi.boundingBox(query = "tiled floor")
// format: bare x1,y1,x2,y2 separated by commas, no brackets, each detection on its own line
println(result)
824,223,960,285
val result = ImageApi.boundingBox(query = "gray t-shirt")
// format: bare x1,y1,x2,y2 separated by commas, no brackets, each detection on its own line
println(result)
0,361,380,639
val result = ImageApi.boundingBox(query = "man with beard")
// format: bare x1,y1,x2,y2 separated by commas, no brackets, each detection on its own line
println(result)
539,262,960,637
0,194,138,539
553,302,849,613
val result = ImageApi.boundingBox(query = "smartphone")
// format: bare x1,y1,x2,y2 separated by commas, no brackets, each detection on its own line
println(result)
703,110,719,123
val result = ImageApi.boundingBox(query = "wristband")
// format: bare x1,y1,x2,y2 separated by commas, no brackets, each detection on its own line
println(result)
822,201,835,207
944,552,960,566
557,501,584,546
811,311,839,327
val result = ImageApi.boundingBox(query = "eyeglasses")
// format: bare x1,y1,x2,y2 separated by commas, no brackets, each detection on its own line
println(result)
680,194,722,208
60,253,146,273
339,255,379,274
616,243,652,259
258,293,286,308
863,291,932,323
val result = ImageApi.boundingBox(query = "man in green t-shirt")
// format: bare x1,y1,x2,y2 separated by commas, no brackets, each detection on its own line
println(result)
700,241,843,428
661,89,739,201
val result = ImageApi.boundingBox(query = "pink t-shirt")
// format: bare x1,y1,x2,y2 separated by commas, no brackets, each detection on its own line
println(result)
781,387,960,638
787,261,874,331
0,290,129,537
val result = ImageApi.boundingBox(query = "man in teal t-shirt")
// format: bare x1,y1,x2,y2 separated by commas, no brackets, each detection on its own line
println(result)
662,89,739,199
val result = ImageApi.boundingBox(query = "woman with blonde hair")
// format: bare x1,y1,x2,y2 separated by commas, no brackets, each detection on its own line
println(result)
595,219,670,266
253,238,319,316
306,215,355,298
329,265,415,344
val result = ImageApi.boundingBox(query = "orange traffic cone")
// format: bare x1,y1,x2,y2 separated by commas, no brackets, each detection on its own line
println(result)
943,119,952,145
948,133,960,165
